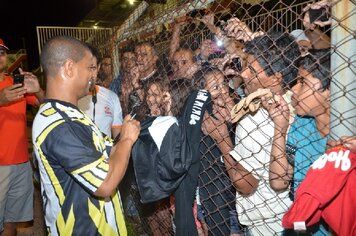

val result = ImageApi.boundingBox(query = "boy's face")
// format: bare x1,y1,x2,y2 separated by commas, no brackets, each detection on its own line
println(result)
204,71,234,122
204,71,229,107
135,44,157,75
291,67,329,117
100,57,112,76
240,55,279,95
121,52,136,73
200,39,214,58
172,50,195,79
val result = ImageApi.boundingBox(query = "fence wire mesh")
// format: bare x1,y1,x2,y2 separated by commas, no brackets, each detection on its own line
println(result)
31,0,355,235
107,0,356,235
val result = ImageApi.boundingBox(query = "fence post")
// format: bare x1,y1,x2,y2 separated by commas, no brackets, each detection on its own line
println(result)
330,0,356,140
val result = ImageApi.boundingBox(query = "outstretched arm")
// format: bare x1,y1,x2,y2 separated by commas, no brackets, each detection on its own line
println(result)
224,17,264,42
169,16,187,61
95,115,140,197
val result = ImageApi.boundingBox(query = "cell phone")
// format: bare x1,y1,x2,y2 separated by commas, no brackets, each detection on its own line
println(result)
13,74,25,85
308,8,329,23
186,9,206,18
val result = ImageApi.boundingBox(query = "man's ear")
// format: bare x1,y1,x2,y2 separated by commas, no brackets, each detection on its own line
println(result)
319,87,330,99
61,59,74,80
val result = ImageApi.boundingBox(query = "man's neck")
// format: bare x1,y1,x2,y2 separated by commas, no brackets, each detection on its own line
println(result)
46,83,79,107
315,108,330,138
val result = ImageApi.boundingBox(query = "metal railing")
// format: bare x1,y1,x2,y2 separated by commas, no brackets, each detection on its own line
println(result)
36,26,112,57
6,49,27,73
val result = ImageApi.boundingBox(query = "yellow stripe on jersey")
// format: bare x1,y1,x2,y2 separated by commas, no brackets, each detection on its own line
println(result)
88,199,119,236
36,119,66,205
81,171,105,189
41,107,57,117
73,117,103,139
111,192,127,236
72,117,92,126
73,115,107,152
92,131,106,152
103,135,113,143
56,204,75,235
98,160,109,171
71,155,106,174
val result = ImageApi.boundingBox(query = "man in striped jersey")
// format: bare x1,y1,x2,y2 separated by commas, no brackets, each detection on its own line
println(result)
32,36,140,236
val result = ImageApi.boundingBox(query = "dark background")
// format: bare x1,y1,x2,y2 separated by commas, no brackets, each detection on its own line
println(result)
0,0,96,70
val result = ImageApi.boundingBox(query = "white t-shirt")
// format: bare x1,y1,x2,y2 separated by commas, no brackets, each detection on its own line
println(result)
230,108,292,235
78,86,123,138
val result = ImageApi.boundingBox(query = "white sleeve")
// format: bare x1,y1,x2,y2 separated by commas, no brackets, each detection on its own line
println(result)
230,113,272,179
110,92,123,127
231,117,255,173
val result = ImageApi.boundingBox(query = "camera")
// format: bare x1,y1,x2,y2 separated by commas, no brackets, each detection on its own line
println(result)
229,57,243,71
13,74,25,85
308,8,329,23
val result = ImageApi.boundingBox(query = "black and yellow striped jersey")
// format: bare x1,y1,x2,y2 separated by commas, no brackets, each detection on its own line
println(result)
32,99,126,236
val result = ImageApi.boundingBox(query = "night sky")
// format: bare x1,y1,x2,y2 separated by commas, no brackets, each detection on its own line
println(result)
0,0,96,70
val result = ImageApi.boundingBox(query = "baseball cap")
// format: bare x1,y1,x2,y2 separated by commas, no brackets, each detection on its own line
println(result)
0,38,9,51
290,29,310,43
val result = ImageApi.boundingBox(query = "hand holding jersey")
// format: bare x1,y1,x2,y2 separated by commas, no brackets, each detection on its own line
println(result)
95,114,140,197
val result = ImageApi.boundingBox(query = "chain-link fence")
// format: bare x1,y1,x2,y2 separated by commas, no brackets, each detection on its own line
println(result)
111,0,356,235
29,0,354,235
109,0,356,235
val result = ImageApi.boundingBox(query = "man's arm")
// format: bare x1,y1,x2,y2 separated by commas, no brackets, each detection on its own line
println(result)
0,84,26,106
305,28,330,49
225,17,264,42
202,113,258,196
262,95,293,191
169,17,186,61
95,115,140,197
111,127,121,139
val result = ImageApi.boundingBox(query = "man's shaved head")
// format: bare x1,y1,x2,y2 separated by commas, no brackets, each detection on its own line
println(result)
40,36,90,78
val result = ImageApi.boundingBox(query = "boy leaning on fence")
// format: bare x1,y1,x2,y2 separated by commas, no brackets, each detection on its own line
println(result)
280,49,332,235
206,29,301,235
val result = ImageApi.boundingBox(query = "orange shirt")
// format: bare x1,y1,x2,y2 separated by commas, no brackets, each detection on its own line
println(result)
0,75,38,165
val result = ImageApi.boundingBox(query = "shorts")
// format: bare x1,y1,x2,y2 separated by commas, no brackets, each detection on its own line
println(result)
0,162,34,232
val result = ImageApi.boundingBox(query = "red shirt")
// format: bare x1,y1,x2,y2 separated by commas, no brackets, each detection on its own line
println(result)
283,146,356,236
0,75,38,165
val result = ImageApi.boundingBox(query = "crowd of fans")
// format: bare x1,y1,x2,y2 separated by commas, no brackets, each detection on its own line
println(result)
1,0,355,235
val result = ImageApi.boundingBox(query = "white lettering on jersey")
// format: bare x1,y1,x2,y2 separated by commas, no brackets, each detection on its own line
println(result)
189,90,208,125
312,150,351,171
